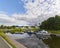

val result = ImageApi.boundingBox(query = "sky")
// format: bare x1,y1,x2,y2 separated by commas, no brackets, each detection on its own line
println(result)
0,0,60,26
0,0,26,14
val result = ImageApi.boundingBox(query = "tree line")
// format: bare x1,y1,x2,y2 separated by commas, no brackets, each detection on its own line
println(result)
40,15,60,30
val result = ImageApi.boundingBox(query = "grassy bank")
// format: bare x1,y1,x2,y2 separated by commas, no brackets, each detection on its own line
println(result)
43,35,60,48
47,30,60,34
0,31,16,48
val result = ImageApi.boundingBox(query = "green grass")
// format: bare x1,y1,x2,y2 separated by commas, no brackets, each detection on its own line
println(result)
0,31,16,48
43,35,60,48
47,30,60,34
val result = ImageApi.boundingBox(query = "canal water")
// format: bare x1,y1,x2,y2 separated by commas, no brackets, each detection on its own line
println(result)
6,33,49,48
6,33,30,39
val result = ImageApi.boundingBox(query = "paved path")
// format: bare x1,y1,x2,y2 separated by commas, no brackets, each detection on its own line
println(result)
0,36,10,48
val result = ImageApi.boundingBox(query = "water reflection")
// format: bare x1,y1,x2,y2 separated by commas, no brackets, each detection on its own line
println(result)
6,33,30,39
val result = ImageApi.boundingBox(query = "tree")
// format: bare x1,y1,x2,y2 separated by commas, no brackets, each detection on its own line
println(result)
0,25,4,29
40,15,60,30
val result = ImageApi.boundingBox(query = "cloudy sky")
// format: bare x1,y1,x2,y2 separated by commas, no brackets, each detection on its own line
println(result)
0,0,60,26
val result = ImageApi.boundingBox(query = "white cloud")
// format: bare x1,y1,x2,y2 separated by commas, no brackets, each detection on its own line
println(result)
20,0,60,25
0,0,60,26
0,13,29,26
